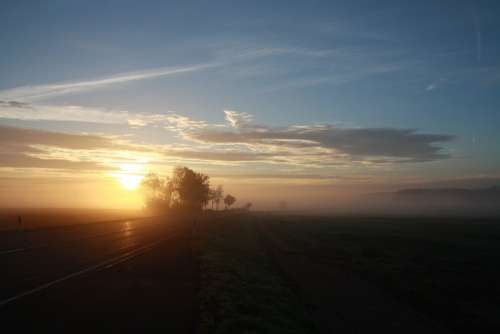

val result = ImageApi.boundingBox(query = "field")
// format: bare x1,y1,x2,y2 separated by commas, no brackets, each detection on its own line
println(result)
198,213,500,333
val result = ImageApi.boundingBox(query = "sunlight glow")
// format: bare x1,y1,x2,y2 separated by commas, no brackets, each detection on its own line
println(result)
112,163,145,190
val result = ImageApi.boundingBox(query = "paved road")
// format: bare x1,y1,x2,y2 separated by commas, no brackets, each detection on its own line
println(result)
0,217,197,332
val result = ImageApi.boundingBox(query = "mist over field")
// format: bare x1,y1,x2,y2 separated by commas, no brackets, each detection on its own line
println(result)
2,179,500,218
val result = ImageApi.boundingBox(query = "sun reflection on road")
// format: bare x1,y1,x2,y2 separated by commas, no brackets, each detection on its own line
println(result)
120,220,137,249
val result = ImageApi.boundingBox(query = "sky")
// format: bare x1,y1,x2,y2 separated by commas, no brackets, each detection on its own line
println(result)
1,0,499,210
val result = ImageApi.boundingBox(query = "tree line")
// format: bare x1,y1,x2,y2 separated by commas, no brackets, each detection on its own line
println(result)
140,166,251,213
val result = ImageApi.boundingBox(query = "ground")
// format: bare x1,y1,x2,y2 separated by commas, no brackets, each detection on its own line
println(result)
1,211,499,333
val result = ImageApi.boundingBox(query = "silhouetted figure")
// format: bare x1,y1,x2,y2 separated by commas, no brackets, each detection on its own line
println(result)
17,215,22,231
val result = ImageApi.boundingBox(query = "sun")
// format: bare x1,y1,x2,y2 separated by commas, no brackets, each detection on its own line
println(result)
117,174,143,190
112,163,145,191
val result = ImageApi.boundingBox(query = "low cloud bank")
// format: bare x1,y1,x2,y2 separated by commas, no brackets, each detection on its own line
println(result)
0,107,454,168
361,186,500,217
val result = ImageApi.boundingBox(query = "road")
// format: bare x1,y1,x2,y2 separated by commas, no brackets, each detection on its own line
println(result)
0,216,197,332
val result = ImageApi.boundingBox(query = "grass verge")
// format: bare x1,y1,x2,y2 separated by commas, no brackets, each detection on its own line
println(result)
196,213,316,334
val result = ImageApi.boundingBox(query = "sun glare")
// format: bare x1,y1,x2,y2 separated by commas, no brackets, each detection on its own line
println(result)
112,163,145,190
118,174,143,190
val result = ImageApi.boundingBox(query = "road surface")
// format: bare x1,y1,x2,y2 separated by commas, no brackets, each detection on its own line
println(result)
0,216,197,332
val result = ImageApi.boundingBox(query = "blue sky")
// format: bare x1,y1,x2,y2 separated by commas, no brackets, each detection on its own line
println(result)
1,0,499,207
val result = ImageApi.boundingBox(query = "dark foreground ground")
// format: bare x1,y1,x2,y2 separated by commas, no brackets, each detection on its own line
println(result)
1,212,499,333
198,213,500,334
0,216,197,332
257,214,500,333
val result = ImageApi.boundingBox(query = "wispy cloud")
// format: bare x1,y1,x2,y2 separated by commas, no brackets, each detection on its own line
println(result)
0,46,293,102
224,110,254,129
0,125,147,152
0,100,214,131
0,101,130,124
0,42,415,102
425,78,448,91
261,59,409,93
0,63,217,101
0,125,137,171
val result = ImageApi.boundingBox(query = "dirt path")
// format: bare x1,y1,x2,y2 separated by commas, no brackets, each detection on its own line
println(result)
257,221,450,334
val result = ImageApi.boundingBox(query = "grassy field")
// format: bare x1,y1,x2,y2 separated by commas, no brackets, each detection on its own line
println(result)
261,214,500,333
0,208,145,231
197,213,317,334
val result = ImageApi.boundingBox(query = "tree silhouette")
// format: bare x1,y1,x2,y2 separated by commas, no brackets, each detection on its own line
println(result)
170,167,210,212
208,189,216,210
212,185,224,210
224,194,236,210
140,173,172,212
141,167,210,213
